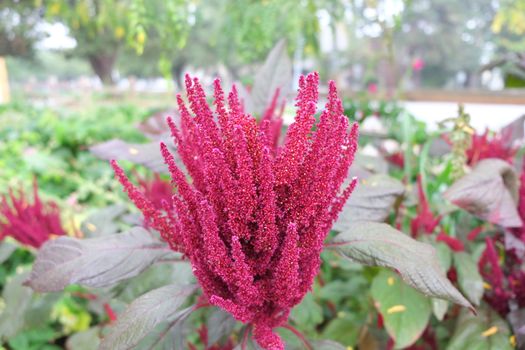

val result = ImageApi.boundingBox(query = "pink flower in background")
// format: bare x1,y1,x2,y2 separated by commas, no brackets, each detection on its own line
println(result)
0,180,66,248
113,72,359,349
412,58,425,71
134,172,173,211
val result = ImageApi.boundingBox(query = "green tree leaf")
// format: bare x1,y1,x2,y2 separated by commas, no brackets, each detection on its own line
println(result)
371,270,432,349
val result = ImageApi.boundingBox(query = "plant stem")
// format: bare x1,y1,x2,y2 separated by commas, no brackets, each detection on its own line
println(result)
282,324,313,350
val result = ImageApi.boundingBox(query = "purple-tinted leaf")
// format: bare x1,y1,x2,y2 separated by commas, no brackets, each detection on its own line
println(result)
133,305,191,350
354,153,389,174
508,309,525,348
505,230,525,257
251,39,292,116
0,271,33,340
206,308,237,345
331,222,472,309
429,136,452,157
137,109,179,140
90,138,182,174
500,114,525,147
444,158,522,228
333,175,404,231
100,284,196,350
80,204,127,238
233,332,264,350
26,227,174,292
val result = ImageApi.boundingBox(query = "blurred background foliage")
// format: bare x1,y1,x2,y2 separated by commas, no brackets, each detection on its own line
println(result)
1,0,524,90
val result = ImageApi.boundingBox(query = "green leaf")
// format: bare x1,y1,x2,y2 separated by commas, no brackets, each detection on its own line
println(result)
26,227,175,292
371,270,432,349
507,308,525,348
444,159,522,228
0,271,33,340
432,243,452,320
334,175,404,230
65,327,101,350
99,284,196,350
321,314,361,346
454,252,484,306
447,307,513,350
331,222,472,309
309,340,347,349
436,242,453,272
318,279,367,304
289,293,323,331
432,298,449,321
0,242,17,264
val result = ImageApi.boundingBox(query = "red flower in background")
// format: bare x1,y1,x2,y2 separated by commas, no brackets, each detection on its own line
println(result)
466,129,517,166
478,236,525,316
385,151,405,168
113,72,359,349
134,172,173,211
436,231,464,252
188,324,234,350
0,180,66,248
367,83,378,94
478,155,525,316
512,157,525,242
411,176,441,237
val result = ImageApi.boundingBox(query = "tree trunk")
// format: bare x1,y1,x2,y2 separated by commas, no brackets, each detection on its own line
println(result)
88,51,117,85
171,59,186,91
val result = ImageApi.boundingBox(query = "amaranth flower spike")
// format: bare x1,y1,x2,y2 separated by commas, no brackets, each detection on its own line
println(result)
0,179,66,248
112,72,359,349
